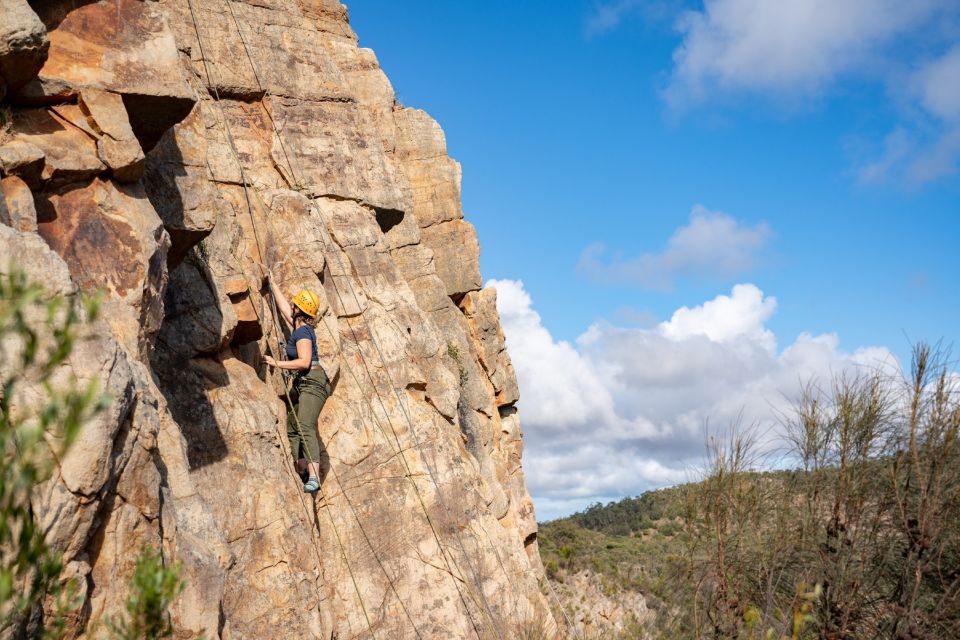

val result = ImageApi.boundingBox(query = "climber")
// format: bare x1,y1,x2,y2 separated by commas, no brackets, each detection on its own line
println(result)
263,273,331,494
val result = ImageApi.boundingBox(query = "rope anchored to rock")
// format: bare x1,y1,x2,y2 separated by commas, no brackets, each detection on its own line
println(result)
186,1,523,637
184,1,379,637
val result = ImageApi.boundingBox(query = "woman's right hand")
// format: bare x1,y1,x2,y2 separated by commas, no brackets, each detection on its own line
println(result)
263,355,277,367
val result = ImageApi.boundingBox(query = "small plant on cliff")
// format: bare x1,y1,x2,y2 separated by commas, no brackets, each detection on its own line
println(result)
0,270,105,637
105,546,186,640
447,342,468,385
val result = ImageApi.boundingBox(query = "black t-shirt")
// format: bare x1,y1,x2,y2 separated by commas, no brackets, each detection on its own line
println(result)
286,324,318,362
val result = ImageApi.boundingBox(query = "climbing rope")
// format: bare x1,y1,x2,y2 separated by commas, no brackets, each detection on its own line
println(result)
191,3,544,637
544,575,582,640
217,4,499,638
310,219,503,640
184,2,378,637
266,296,378,639
255,192,485,638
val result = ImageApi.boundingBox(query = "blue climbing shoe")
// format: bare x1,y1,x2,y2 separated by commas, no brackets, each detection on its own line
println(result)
303,477,320,494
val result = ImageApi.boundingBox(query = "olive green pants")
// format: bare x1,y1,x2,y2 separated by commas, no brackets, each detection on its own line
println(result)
286,367,330,464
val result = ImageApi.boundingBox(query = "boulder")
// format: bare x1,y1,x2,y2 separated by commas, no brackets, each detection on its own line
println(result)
31,0,195,150
0,0,49,96
421,218,483,297
34,178,169,353
143,102,221,266
460,287,521,406
79,88,146,182
8,108,105,187
0,175,37,232
0,139,45,187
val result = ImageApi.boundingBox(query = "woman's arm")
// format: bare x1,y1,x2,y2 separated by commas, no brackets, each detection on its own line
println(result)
268,271,294,327
263,338,312,371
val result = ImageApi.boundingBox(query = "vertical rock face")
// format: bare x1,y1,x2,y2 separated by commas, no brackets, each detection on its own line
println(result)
0,1,553,638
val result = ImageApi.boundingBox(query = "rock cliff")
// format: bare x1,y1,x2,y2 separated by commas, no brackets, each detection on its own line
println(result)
0,0,554,637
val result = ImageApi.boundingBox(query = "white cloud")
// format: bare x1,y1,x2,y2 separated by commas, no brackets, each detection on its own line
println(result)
649,0,960,185
586,0,644,37
577,206,771,290
664,0,951,106
859,45,960,185
658,283,776,347
491,278,897,520
858,45,960,185
587,1,960,186
585,0,682,37
493,279,623,431
913,45,960,123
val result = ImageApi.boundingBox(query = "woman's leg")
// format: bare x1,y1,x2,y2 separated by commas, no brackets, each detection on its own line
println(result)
296,371,330,481
286,405,301,466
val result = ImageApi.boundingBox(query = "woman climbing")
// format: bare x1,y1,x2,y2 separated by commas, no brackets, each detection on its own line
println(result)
264,273,331,494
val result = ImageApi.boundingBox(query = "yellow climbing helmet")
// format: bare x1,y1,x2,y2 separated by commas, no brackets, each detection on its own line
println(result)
291,289,320,318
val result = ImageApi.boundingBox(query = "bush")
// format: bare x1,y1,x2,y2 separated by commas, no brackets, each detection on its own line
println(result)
0,272,187,639
0,270,105,637
685,344,960,638
106,547,186,640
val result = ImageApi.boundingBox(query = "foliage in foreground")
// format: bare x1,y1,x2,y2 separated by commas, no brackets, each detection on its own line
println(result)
541,344,959,639
0,271,104,637
105,547,185,640
0,271,187,639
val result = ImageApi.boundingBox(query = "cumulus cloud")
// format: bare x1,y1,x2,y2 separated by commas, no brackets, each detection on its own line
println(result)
663,0,951,105
577,206,771,290
491,278,896,520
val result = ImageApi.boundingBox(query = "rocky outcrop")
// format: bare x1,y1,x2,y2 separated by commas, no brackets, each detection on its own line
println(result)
1,1,552,638
551,570,652,638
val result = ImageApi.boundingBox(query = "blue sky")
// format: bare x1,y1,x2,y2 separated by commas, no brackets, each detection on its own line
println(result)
350,1,960,519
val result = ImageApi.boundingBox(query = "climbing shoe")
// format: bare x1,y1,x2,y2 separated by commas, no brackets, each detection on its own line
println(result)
303,477,320,494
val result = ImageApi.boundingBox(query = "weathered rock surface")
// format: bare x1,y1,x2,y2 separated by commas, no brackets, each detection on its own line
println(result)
0,175,37,232
551,570,653,638
0,0,49,98
1,1,554,638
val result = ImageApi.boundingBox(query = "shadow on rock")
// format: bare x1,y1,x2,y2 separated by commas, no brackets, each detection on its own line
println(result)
150,255,233,470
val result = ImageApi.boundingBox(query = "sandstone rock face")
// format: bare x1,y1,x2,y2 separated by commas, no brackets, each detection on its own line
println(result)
1,1,554,638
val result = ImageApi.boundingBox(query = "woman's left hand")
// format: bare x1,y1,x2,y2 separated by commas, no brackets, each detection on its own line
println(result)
263,355,277,367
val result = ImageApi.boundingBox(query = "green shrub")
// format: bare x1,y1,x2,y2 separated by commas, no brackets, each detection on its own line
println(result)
106,547,186,640
0,270,105,637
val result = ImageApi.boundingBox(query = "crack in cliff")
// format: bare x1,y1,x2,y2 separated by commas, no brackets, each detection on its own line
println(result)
225,516,284,544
